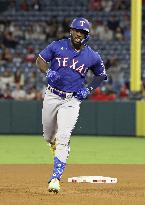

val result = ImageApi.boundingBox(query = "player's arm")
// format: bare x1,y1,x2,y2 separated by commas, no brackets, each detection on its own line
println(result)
76,75,106,101
76,54,107,100
87,72,107,92
36,56,60,83
87,54,107,92
36,56,49,73
36,41,55,73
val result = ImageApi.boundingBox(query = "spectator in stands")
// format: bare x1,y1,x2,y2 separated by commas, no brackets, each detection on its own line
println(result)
100,25,113,41
2,83,13,100
25,85,43,100
13,25,24,40
0,70,14,90
107,57,125,93
25,26,35,41
20,0,29,11
11,84,26,100
25,47,35,63
57,18,69,38
31,23,46,40
115,27,124,41
13,51,23,66
93,20,105,40
1,47,13,62
120,15,130,41
30,0,41,11
90,20,97,37
120,15,130,30
3,31,18,48
62,18,70,34
7,0,17,12
112,0,130,11
91,21,113,41
89,0,102,11
101,0,113,12
105,58,112,70
107,16,119,31
118,84,129,101
46,19,58,39
25,71,37,89
56,23,65,39
123,25,130,41
14,70,25,86
26,86,37,100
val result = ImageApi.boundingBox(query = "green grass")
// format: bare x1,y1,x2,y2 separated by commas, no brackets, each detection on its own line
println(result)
0,135,145,164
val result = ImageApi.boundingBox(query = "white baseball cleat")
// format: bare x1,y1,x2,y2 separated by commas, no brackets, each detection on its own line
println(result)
48,178,60,193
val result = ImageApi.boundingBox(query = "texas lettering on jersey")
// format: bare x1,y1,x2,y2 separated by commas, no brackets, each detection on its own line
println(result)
55,57,87,76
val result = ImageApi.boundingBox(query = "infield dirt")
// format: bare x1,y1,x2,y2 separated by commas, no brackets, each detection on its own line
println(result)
0,164,145,205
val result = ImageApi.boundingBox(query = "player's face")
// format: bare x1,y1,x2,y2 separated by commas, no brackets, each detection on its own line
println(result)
70,28,87,48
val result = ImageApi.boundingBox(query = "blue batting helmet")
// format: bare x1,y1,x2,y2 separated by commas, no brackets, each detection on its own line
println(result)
70,17,90,33
70,17,90,45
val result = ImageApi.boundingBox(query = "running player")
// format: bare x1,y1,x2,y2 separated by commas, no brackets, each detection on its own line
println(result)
36,17,107,193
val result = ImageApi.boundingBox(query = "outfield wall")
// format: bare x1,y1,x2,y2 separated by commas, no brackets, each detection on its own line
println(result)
0,100,144,136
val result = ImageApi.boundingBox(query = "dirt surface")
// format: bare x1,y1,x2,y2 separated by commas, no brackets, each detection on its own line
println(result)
0,164,145,205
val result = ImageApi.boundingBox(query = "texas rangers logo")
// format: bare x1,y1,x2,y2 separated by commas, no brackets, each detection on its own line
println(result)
80,21,85,26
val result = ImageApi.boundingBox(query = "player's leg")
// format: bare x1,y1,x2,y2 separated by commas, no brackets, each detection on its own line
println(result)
55,98,81,163
48,97,81,184
42,89,60,144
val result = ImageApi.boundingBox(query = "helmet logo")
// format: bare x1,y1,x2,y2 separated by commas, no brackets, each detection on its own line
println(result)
80,21,85,26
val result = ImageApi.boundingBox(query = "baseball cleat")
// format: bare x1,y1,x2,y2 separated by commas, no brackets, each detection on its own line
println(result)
48,142,56,156
48,178,60,193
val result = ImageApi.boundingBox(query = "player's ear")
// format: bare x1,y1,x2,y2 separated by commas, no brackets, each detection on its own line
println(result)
70,29,73,36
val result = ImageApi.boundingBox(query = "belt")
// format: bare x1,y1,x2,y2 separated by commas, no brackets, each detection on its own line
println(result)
47,84,74,99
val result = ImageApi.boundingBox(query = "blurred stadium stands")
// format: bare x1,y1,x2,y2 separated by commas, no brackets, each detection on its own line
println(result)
0,0,145,101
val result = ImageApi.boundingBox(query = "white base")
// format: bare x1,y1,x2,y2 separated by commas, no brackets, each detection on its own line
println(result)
68,176,117,183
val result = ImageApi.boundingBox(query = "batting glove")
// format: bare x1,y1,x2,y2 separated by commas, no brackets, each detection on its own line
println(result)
46,70,60,83
75,87,90,101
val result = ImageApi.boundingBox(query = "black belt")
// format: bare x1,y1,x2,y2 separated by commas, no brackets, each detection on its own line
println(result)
47,85,74,99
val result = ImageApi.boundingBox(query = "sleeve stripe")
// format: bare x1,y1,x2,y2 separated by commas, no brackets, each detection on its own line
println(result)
39,54,49,63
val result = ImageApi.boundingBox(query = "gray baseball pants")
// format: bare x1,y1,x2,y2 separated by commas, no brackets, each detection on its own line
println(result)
42,88,81,163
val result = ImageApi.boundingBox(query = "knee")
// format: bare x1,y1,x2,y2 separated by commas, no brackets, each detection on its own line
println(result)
55,131,71,145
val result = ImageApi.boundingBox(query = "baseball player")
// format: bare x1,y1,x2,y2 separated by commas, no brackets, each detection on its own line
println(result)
36,17,107,193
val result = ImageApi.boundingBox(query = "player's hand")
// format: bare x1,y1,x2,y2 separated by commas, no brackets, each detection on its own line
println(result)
75,87,90,101
46,70,60,83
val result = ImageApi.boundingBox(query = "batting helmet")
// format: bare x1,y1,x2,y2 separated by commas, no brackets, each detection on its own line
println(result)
70,17,90,45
